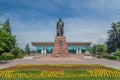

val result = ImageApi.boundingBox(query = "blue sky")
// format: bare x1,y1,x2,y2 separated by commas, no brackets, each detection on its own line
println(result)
0,0,120,50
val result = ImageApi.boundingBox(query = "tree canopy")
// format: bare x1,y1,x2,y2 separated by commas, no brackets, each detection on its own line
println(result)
96,45,107,54
25,43,30,54
0,18,16,55
106,22,120,53
2,19,11,34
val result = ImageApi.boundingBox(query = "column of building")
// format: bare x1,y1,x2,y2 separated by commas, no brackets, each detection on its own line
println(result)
40,46,83,54
44,46,46,54
76,46,81,54
41,46,46,54
76,46,79,54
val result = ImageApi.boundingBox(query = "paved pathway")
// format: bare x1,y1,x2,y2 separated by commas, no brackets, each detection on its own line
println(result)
0,54,120,70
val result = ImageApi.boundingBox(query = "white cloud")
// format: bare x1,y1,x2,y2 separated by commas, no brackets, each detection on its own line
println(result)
64,17,110,42
94,34,108,45
2,0,119,50
11,17,111,50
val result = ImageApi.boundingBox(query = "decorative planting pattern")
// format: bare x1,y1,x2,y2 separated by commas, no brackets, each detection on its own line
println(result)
0,64,120,80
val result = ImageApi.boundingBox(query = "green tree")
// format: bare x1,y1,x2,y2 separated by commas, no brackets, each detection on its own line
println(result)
88,47,93,54
0,14,24,59
96,45,107,54
11,47,22,58
114,49,120,57
0,31,16,55
93,45,97,54
2,19,11,34
106,22,120,53
0,27,3,34
0,18,16,55
25,43,30,54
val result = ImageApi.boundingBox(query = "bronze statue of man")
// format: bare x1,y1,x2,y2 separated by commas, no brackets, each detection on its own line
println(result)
56,18,64,36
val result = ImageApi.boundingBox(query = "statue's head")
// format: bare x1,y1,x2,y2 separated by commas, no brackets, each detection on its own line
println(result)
59,18,62,21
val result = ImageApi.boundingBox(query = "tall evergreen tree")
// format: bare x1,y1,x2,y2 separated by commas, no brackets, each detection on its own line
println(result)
25,43,30,54
2,18,11,34
93,44,97,54
0,18,16,55
106,22,120,53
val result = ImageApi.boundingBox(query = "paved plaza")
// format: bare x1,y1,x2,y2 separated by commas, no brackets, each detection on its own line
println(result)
0,54,120,70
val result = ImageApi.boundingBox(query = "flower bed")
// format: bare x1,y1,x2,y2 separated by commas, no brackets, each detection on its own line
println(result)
0,64,120,80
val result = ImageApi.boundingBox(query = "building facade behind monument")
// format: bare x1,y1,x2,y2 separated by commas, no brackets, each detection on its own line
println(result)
31,18,91,54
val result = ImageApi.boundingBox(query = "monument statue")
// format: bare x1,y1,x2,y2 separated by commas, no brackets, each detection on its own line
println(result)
52,18,69,57
57,18,64,36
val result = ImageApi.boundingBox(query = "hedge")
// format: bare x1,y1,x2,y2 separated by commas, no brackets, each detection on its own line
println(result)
0,53,14,60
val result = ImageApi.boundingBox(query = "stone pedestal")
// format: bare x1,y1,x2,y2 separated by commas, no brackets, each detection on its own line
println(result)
51,36,70,57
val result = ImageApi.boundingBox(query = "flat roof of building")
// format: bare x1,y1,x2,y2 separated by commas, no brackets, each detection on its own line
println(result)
31,42,91,46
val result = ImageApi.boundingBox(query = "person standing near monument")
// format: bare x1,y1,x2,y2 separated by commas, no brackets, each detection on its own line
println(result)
56,18,64,36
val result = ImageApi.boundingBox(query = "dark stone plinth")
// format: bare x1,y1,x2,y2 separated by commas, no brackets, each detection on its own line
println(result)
51,36,70,57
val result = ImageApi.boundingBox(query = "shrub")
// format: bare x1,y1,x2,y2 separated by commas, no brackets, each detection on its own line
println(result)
102,54,108,58
11,47,20,58
16,53,24,58
114,49,120,57
11,47,24,58
97,54,108,58
107,56,119,60
0,53,14,60
19,49,25,54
